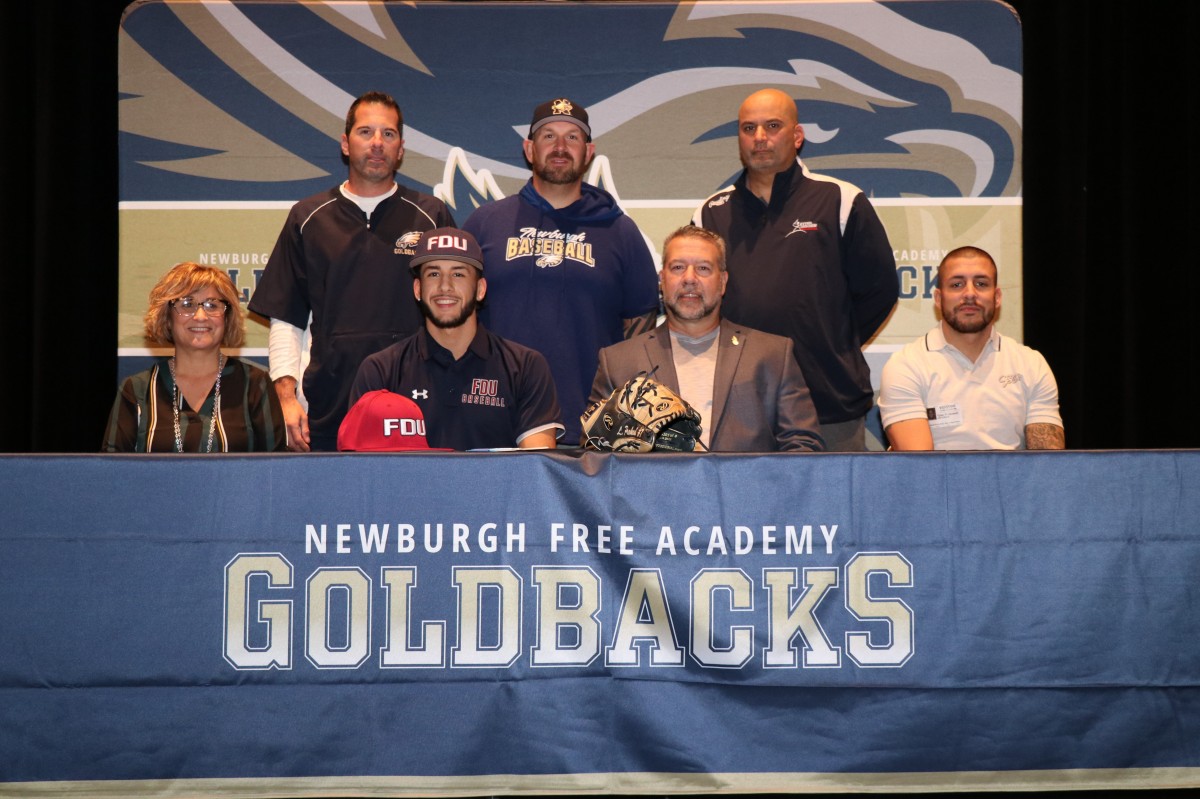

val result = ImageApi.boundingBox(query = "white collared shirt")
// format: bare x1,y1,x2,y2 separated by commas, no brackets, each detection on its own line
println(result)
878,325,1062,450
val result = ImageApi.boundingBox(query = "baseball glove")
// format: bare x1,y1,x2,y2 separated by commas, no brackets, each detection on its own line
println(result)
581,371,704,452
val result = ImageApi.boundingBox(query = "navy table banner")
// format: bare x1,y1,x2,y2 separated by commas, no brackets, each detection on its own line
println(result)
2,450,1199,796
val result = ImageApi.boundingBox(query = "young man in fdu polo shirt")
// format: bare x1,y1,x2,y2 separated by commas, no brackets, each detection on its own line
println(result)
346,228,563,450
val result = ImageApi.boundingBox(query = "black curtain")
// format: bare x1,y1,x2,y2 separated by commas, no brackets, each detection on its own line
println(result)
5,0,1198,452
1015,0,1200,450
5,0,128,452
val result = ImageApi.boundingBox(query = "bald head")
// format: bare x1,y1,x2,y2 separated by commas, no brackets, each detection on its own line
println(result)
738,89,804,178
740,89,799,125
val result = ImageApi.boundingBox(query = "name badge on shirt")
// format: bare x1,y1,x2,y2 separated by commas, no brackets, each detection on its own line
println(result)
926,403,962,429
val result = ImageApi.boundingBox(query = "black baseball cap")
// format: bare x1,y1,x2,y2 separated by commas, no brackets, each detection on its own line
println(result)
409,227,484,274
528,97,591,140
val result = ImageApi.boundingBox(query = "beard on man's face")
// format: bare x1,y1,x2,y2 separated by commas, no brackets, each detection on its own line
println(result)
533,149,591,186
419,293,479,329
942,302,993,334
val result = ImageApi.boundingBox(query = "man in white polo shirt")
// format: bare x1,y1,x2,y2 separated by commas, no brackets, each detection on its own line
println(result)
879,246,1065,450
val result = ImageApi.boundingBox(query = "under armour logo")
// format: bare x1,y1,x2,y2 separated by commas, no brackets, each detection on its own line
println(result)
411,389,429,400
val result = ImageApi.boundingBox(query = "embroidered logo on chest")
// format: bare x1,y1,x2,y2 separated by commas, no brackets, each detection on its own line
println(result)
395,230,423,256
461,378,507,408
786,219,819,237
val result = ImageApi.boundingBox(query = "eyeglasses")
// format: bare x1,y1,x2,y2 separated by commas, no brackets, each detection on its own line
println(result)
171,297,229,317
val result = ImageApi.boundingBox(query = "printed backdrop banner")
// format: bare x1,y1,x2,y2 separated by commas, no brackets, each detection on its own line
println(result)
118,0,1024,385
2,451,1198,796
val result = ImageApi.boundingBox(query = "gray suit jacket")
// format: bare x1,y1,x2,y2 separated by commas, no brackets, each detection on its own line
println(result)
587,320,824,452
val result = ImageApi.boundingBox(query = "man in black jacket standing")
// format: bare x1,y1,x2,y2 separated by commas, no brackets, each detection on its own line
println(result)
693,88,898,451
249,91,454,451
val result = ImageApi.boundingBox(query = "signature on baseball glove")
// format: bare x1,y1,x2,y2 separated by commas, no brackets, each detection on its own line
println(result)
580,369,705,452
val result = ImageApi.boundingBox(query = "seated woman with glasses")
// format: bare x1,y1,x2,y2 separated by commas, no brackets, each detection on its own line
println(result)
102,262,287,452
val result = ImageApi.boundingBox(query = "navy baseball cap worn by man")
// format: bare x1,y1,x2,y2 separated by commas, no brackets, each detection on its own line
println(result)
528,97,592,140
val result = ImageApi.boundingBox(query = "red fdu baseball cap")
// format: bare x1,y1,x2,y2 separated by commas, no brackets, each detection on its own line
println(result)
338,390,452,451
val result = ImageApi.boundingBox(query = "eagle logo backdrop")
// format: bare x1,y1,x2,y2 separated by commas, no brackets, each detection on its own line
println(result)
118,0,1023,390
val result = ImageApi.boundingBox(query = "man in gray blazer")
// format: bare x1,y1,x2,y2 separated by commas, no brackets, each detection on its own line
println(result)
585,226,824,452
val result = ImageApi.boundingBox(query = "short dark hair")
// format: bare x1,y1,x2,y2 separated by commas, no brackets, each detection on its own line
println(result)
937,246,997,288
662,225,727,271
344,91,403,137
